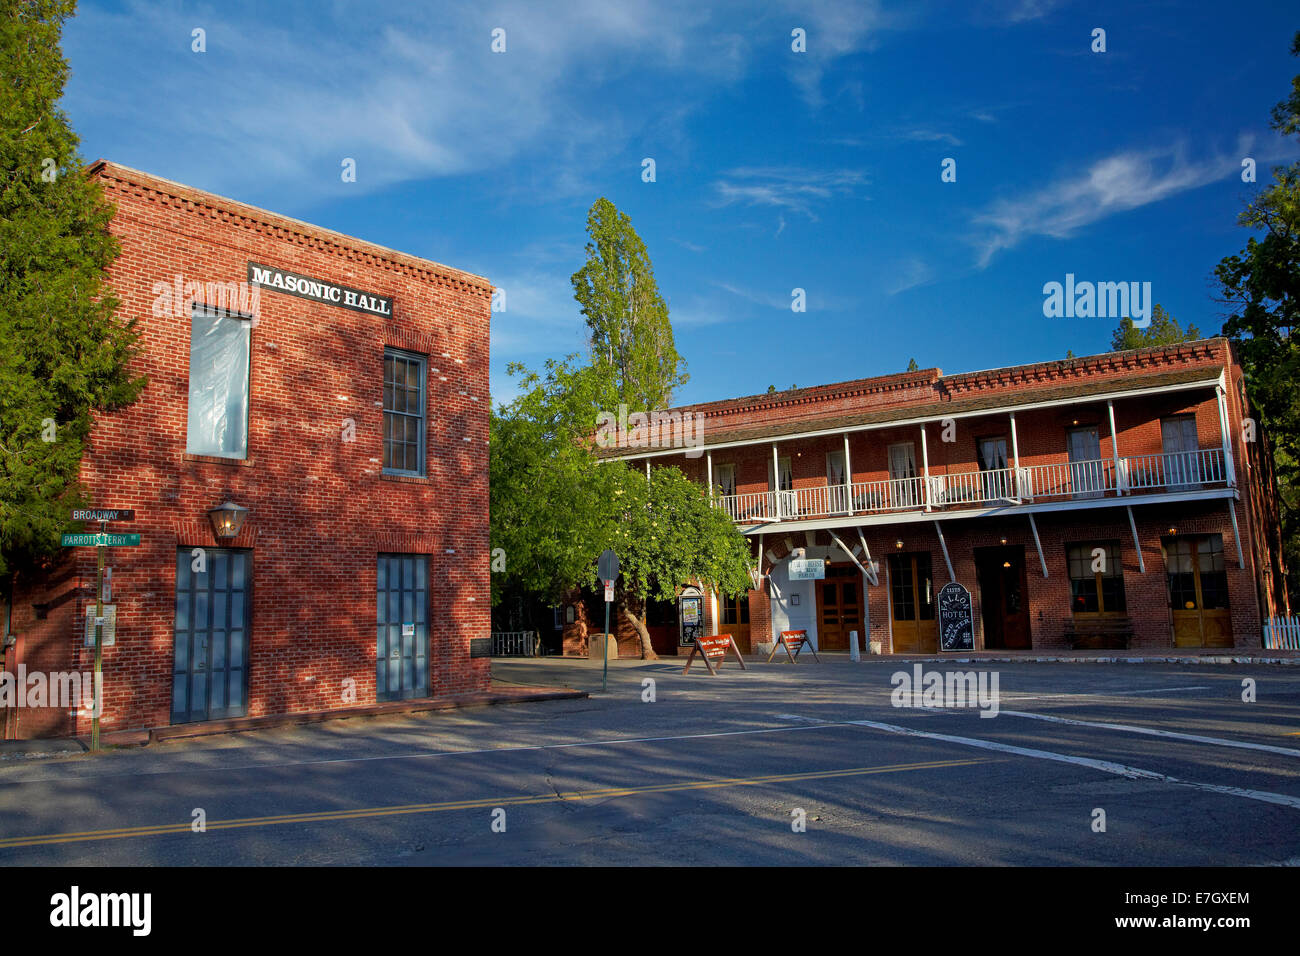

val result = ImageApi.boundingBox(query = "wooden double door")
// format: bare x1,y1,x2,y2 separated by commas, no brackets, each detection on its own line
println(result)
975,545,1032,649
816,566,863,651
1165,535,1232,647
889,552,938,654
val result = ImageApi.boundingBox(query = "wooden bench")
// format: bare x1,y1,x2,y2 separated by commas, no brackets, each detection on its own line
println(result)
1063,616,1134,650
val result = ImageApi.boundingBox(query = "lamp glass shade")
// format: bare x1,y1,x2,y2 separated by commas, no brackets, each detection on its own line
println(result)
208,501,248,539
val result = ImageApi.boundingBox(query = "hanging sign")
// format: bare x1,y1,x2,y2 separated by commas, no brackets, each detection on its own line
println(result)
788,558,825,580
938,582,974,651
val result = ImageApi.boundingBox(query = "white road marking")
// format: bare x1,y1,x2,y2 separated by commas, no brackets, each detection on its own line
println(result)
1000,685,1211,702
1001,710,1300,759
847,719,1300,811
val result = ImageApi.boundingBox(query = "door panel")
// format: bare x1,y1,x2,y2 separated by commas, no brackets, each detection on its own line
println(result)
816,572,863,651
976,546,1032,650
889,553,937,653
1162,416,1202,489
377,554,430,701
172,549,250,724
1166,536,1232,647
1068,427,1104,499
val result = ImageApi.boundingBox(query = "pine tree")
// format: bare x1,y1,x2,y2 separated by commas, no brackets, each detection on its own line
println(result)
0,0,145,577
1110,305,1201,352
571,198,688,411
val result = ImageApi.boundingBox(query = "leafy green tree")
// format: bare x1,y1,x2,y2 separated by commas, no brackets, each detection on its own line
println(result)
608,466,753,659
1215,30,1300,606
906,358,919,371
0,0,144,579
571,197,688,412
1110,305,1200,352
489,357,625,607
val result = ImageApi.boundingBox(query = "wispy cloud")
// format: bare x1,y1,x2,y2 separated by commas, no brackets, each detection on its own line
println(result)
971,138,1269,267
712,166,868,219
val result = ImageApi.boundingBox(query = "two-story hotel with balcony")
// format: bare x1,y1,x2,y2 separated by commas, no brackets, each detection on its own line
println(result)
2,162,492,739
586,339,1288,657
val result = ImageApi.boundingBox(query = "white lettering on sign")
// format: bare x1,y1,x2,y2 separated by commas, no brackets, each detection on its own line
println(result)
247,262,393,317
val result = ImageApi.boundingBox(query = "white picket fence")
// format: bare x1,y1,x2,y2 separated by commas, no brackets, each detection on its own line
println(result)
491,630,543,657
1263,616,1300,650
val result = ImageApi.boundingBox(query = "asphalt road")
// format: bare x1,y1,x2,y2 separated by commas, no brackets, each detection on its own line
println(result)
1,657,1298,866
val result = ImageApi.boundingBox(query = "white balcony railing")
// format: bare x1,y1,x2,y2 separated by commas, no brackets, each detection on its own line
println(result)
711,449,1229,524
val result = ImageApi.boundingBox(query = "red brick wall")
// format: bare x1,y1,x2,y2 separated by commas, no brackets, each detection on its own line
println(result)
7,162,491,737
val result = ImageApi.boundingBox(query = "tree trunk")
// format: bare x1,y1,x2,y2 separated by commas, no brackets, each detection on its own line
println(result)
622,605,658,660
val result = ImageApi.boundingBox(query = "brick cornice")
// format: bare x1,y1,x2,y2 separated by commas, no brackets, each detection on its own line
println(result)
87,160,493,298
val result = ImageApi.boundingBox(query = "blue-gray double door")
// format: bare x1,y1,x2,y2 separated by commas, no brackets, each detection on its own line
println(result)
376,554,429,701
172,549,250,723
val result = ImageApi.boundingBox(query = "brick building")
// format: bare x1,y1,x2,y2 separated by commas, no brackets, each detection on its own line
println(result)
578,339,1288,657
1,162,492,739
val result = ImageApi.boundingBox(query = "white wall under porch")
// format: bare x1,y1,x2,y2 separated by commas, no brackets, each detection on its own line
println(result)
764,543,871,653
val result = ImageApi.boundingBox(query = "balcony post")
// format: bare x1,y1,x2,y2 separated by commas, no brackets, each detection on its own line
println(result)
1216,385,1237,487
843,433,852,513
920,423,931,512
772,443,780,520
1009,411,1022,497
706,451,713,502
1107,399,1123,495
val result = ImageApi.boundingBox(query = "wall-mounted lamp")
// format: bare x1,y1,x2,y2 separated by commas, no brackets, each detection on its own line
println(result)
1167,527,1177,536
895,539,904,549
1002,560,1012,568
207,501,248,539
999,537,1007,545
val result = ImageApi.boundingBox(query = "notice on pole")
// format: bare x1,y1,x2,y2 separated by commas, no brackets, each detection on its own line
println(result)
84,605,117,647
604,582,614,602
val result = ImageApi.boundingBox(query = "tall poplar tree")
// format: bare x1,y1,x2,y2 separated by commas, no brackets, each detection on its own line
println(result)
571,198,688,412
0,0,144,579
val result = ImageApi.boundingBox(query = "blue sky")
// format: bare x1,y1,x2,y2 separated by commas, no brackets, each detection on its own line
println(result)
62,0,1299,407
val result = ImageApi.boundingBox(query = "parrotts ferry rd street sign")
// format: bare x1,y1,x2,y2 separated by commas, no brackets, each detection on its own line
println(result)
61,533,141,547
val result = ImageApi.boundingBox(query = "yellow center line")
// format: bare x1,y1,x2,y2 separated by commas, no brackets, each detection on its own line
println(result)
0,757,991,850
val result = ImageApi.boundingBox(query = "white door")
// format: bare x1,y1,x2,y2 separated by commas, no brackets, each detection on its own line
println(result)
1067,427,1103,499
1162,416,1201,489
888,442,918,508
826,450,848,513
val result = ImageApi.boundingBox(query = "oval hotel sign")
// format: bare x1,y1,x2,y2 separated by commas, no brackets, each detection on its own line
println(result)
248,262,393,317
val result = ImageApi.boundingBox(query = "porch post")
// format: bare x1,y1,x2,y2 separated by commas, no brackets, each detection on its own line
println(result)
1107,399,1124,496
932,520,955,582
772,443,781,519
843,433,853,513
706,451,714,502
1216,385,1237,488
1125,506,1146,574
1027,514,1048,578
1009,411,1022,497
920,423,931,512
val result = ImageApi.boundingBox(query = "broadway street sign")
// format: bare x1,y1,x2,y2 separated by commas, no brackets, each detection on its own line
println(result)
71,509,135,522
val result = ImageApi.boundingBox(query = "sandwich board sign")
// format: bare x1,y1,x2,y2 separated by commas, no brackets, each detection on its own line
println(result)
682,634,747,676
938,582,974,651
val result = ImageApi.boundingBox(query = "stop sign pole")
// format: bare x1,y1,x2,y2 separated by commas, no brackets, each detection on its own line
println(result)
597,550,618,693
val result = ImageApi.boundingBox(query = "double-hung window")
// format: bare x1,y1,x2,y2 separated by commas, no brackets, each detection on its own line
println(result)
383,349,426,476
186,306,251,459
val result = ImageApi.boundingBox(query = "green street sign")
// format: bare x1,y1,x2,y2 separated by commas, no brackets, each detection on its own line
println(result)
61,533,141,547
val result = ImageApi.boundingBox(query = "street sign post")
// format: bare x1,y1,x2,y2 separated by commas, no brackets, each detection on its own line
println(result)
597,550,619,693
63,507,138,752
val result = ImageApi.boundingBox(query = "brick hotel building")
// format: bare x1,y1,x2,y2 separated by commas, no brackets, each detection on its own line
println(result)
2,162,492,739
579,339,1289,657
